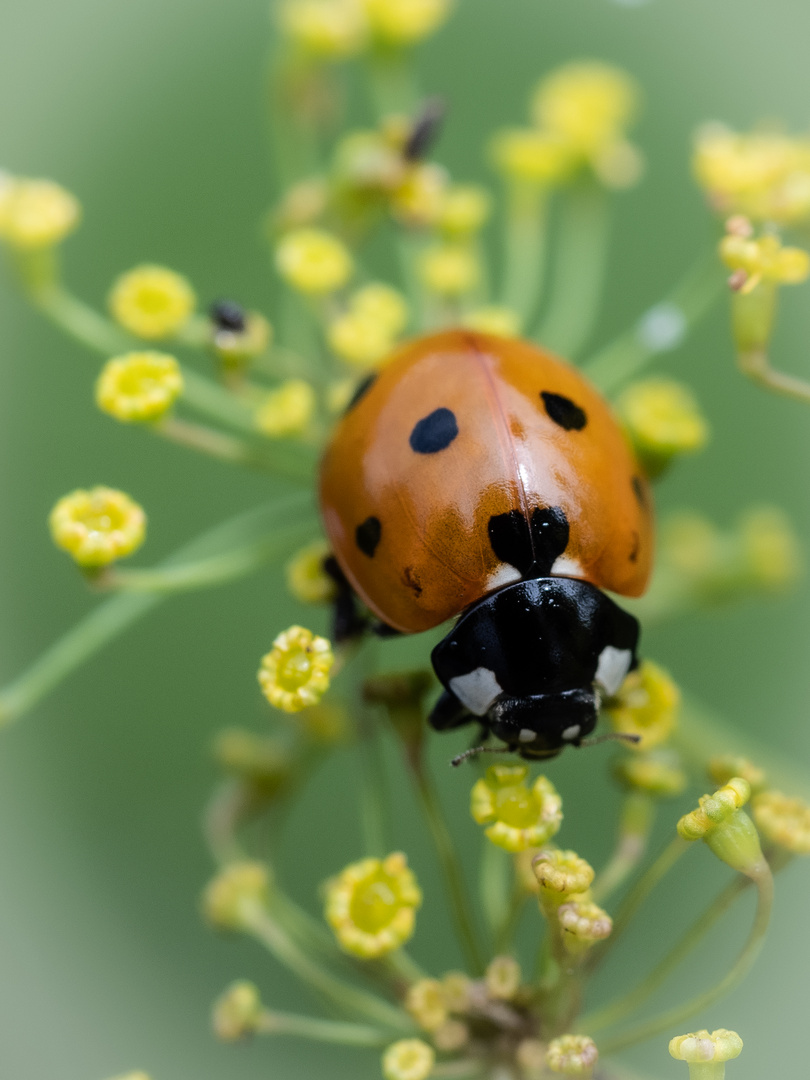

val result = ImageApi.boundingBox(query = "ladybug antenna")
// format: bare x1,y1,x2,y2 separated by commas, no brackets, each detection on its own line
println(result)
450,744,510,768
579,732,642,749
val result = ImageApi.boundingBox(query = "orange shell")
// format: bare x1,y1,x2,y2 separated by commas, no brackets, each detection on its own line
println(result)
319,330,653,634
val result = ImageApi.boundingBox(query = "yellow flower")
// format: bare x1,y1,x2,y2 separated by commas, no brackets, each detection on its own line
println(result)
432,1020,469,1052
381,1038,435,1080
614,751,688,798
279,0,368,58
351,282,410,336
677,778,751,842
0,177,80,249
616,378,709,472
391,163,448,227
471,764,562,852
109,264,196,339
212,980,263,1041
708,755,766,795
285,540,337,604
547,1034,599,1076
739,507,802,589
677,778,767,878
213,729,292,797
532,849,594,902
490,128,573,185
95,351,183,423
485,955,521,1001
604,660,680,752
328,310,396,368
325,852,422,957
256,378,316,438
405,979,448,1032
202,861,271,930
752,790,810,854
532,62,639,157
276,228,353,294
362,0,451,46
719,230,810,293
462,306,521,338
419,243,480,297
693,122,810,223
669,1029,743,1066
440,971,471,1013
557,900,612,954
258,625,334,713
49,487,146,568
437,184,491,237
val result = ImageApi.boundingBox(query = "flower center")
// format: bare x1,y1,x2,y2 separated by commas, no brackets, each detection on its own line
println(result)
495,786,538,829
350,875,398,932
276,648,314,691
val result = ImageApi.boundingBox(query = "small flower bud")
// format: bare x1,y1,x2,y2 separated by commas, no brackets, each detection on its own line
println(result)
616,378,709,477
212,980,263,1040
96,351,183,423
490,128,573,185
604,660,680,752
557,901,612,955
614,749,688,797
213,729,292,796
516,1038,547,1079
432,1019,468,1052
485,955,521,1000
405,978,448,1031
739,506,802,590
212,309,272,369
440,971,471,1013
546,1033,599,1076
678,778,766,876
708,755,766,795
0,177,81,249
109,265,196,339
418,243,480,297
49,486,146,568
363,0,452,47
670,1028,742,1079
390,162,448,227
258,626,334,713
325,852,422,958
678,778,751,841
720,230,809,293
278,0,368,59
532,849,595,902
328,310,395,368
752,790,810,854
255,378,316,438
532,62,639,158
437,184,491,237
286,540,338,604
381,1038,435,1080
471,764,563,853
275,228,353,294
203,861,271,930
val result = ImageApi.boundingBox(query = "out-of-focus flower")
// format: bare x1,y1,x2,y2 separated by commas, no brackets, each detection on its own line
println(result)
532,849,594,902
276,228,353,294
109,265,196,339
485,955,521,1000
669,1029,743,1076
604,660,680,751
362,0,452,46
419,243,480,297
328,310,395,367
0,177,81,249
351,282,410,336
256,378,316,437
203,861,271,930
437,184,491,237
720,229,810,294
490,129,573,186
739,507,803,589
286,539,337,604
49,487,146,567
462,305,521,338
212,980,263,1041
279,0,368,58
752,790,810,855
405,979,447,1031
557,900,612,955
381,1038,435,1080
325,852,422,957
546,1033,599,1075
391,163,448,227
471,764,562,852
95,351,183,423
614,750,687,797
616,377,709,476
708,755,766,795
257,625,334,712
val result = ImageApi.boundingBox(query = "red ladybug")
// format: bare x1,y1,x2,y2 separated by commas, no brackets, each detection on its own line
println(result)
319,330,654,758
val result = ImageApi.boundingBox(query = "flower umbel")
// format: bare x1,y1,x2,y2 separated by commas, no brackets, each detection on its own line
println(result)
96,351,183,423
471,765,562,852
325,852,422,957
49,486,146,567
109,264,196,339
257,625,334,712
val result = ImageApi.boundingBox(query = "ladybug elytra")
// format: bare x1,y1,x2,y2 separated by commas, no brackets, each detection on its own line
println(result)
319,330,654,759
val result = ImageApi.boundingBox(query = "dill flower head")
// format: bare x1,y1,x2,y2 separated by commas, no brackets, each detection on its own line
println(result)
279,0,368,58
418,242,480,297
257,625,334,713
405,978,448,1031
557,900,612,954
462,305,521,338
275,227,353,294
202,860,271,930
285,539,337,604
255,378,316,437
669,1029,743,1065
109,264,196,339
49,486,146,567
532,62,639,157
616,377,709,474
546,1034,599,1076
719,229,810,293
752,790,810,854
381,1038,435,1080
490,128,573,186
532,849,595,901
0,177,81,249
212,979,263,1041
324,851,422,957
604,660,680,751
95,351,183,423
693,122,810,223
362,0,452,46
471,764,563,852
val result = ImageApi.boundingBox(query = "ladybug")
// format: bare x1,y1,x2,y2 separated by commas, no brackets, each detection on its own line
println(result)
319,330,654,758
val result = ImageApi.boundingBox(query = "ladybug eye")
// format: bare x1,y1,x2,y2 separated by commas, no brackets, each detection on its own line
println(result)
541,391,587,431
409,407,459,453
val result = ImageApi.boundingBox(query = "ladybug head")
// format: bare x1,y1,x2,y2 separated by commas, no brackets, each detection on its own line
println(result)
429,576,640,760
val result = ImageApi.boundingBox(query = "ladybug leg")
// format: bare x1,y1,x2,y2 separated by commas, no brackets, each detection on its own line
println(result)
323,556,369,644
428,689,474,732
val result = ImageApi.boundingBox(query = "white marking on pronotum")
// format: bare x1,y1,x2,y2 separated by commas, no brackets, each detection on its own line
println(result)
594,646,633,697
550,554,583,578
518,728,536,743
487,564,522,592
449,667,503,716
562,724,581,741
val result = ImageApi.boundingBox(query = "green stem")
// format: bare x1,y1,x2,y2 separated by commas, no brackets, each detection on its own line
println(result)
737,344,810,406
239,898,414,1033
581,876,748,1035
597,866,773,1055
583,247,724,394
479,839,511,942
535,180,610,357
591,793,656,904
0,493,313,726
412,764,486,975
500,183,549,328
257,1009,389,1046
366,46,420,120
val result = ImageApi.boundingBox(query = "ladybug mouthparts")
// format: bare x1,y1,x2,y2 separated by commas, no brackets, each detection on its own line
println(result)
428,576,640,759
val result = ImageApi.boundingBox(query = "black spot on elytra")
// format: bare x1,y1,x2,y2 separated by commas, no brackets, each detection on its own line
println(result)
541,391,587,431
402,565,423,597
631,475,647,508
344,373,377,416
356,516,382,558
409,407,459,454
629,531,640,563
488,506,570,578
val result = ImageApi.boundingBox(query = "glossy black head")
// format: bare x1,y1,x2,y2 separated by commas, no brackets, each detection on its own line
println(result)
429,576,640,759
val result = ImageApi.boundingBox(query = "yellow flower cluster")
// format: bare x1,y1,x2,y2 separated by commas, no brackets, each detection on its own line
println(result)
694,123,810,224
279,0,451,55
603,660,680,752
276,228,354,295
109,265,196,339
255,378,316,437
49,486,146,567
324,851,422,957
471,764,562,852
492,62,642,190
96,351,183,423
0,175,81,249
257,625,334,712
328,281,409,368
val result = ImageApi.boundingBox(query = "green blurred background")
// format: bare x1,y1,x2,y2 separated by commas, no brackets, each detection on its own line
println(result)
2,0,810,1077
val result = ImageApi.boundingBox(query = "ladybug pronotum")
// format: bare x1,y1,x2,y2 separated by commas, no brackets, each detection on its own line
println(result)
319,330,654,759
